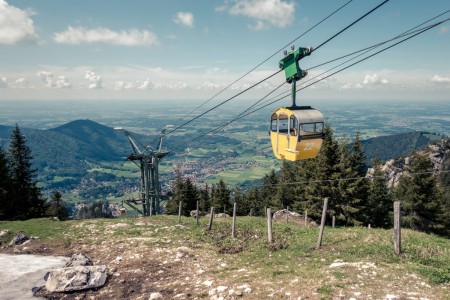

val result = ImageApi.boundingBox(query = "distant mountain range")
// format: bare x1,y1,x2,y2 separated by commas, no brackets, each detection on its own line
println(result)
0,119,446,189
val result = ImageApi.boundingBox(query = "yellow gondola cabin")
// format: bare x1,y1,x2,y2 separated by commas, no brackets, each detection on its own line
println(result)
270,106,324,161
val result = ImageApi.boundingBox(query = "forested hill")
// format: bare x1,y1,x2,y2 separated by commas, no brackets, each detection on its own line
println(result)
0,120,445,181
361,131,444,164
0,120,241,178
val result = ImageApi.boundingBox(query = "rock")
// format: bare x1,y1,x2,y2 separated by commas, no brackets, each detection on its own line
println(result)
272,209,317,227
215,213,230,218
0,229,9,237
203,280,213,287
190,210,207,218
65,254,93,267
51,217,60,221
175,246,192,259
217,286,228,292
149,292,163,300
9,232,29,246
45,265,107,292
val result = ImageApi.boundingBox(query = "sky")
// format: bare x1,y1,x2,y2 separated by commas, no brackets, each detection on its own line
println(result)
0,0,449,102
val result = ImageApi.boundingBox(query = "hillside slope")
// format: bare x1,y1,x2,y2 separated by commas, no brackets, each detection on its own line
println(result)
0,217,448,299
361,131,444,164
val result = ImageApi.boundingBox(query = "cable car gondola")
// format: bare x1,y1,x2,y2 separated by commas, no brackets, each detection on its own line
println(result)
270,106,324,161
270,46,324,161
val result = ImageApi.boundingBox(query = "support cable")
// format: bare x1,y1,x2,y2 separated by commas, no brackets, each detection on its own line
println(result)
312,0,390,53
173,0,355,125
159,69,282,138
258,170,450,188
308,8,450,70
186,17,449,144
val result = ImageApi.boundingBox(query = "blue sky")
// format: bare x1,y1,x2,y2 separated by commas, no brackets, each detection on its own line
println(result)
0,0,449,101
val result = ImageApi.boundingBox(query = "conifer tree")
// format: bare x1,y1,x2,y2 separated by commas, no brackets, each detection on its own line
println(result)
274,162,296,209
231,186,248,215
303,124,340,219
393,153,442,233
367,158,392,228
8,125,46,219
166,170,186,214
334,134,368,225
184,177,199,213
437,149,450,236
0,147,11,219
199,183,211,212
261,169,277,209
243,187,261,215
212,179,230,214
46,191,68,220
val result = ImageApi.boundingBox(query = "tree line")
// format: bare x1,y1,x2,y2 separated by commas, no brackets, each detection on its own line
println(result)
0,125,69,220
166,125,449,237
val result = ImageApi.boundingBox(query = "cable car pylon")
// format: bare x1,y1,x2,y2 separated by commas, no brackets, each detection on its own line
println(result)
114,126,173,216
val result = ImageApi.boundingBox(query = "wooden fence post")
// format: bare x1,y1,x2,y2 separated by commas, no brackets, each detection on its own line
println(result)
196,200,199,226
332,215,335,228
316,197,329,249
394,201,401,255
232,202,237,238
286,206,289,224
267,207,272,243
304,209,308,227
178,201,182,223
208,207,214,231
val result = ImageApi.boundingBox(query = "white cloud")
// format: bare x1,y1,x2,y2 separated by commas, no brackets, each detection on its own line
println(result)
341,83,352,90
430,74,450,83
85,71,103,89
138,78,154,90
114,78,154,90
37,71,72,88
11,77,28,88
173,12,194,28
0,76,8,88
37,71,55,87
0,0,38,45
363,74,390,85
198,81,221,90
54,27,159,46
218,0,295,30
56,76,72,88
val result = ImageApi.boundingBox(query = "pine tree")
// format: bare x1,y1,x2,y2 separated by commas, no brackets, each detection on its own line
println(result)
334,134,368,226
184,177,199,213
303,124,340,220
46,191,69,220
367,158,392,228
393,153,442,233
273,162,296,210
231,186,248,215
166,170,186,214
261,169,278,209
243,187,261,215
8,125,46,219
212,179,230,214
199,183,211,212
437,148,450,236
0,147,11,219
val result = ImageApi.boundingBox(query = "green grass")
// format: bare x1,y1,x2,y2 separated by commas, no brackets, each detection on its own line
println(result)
1,216,449,293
